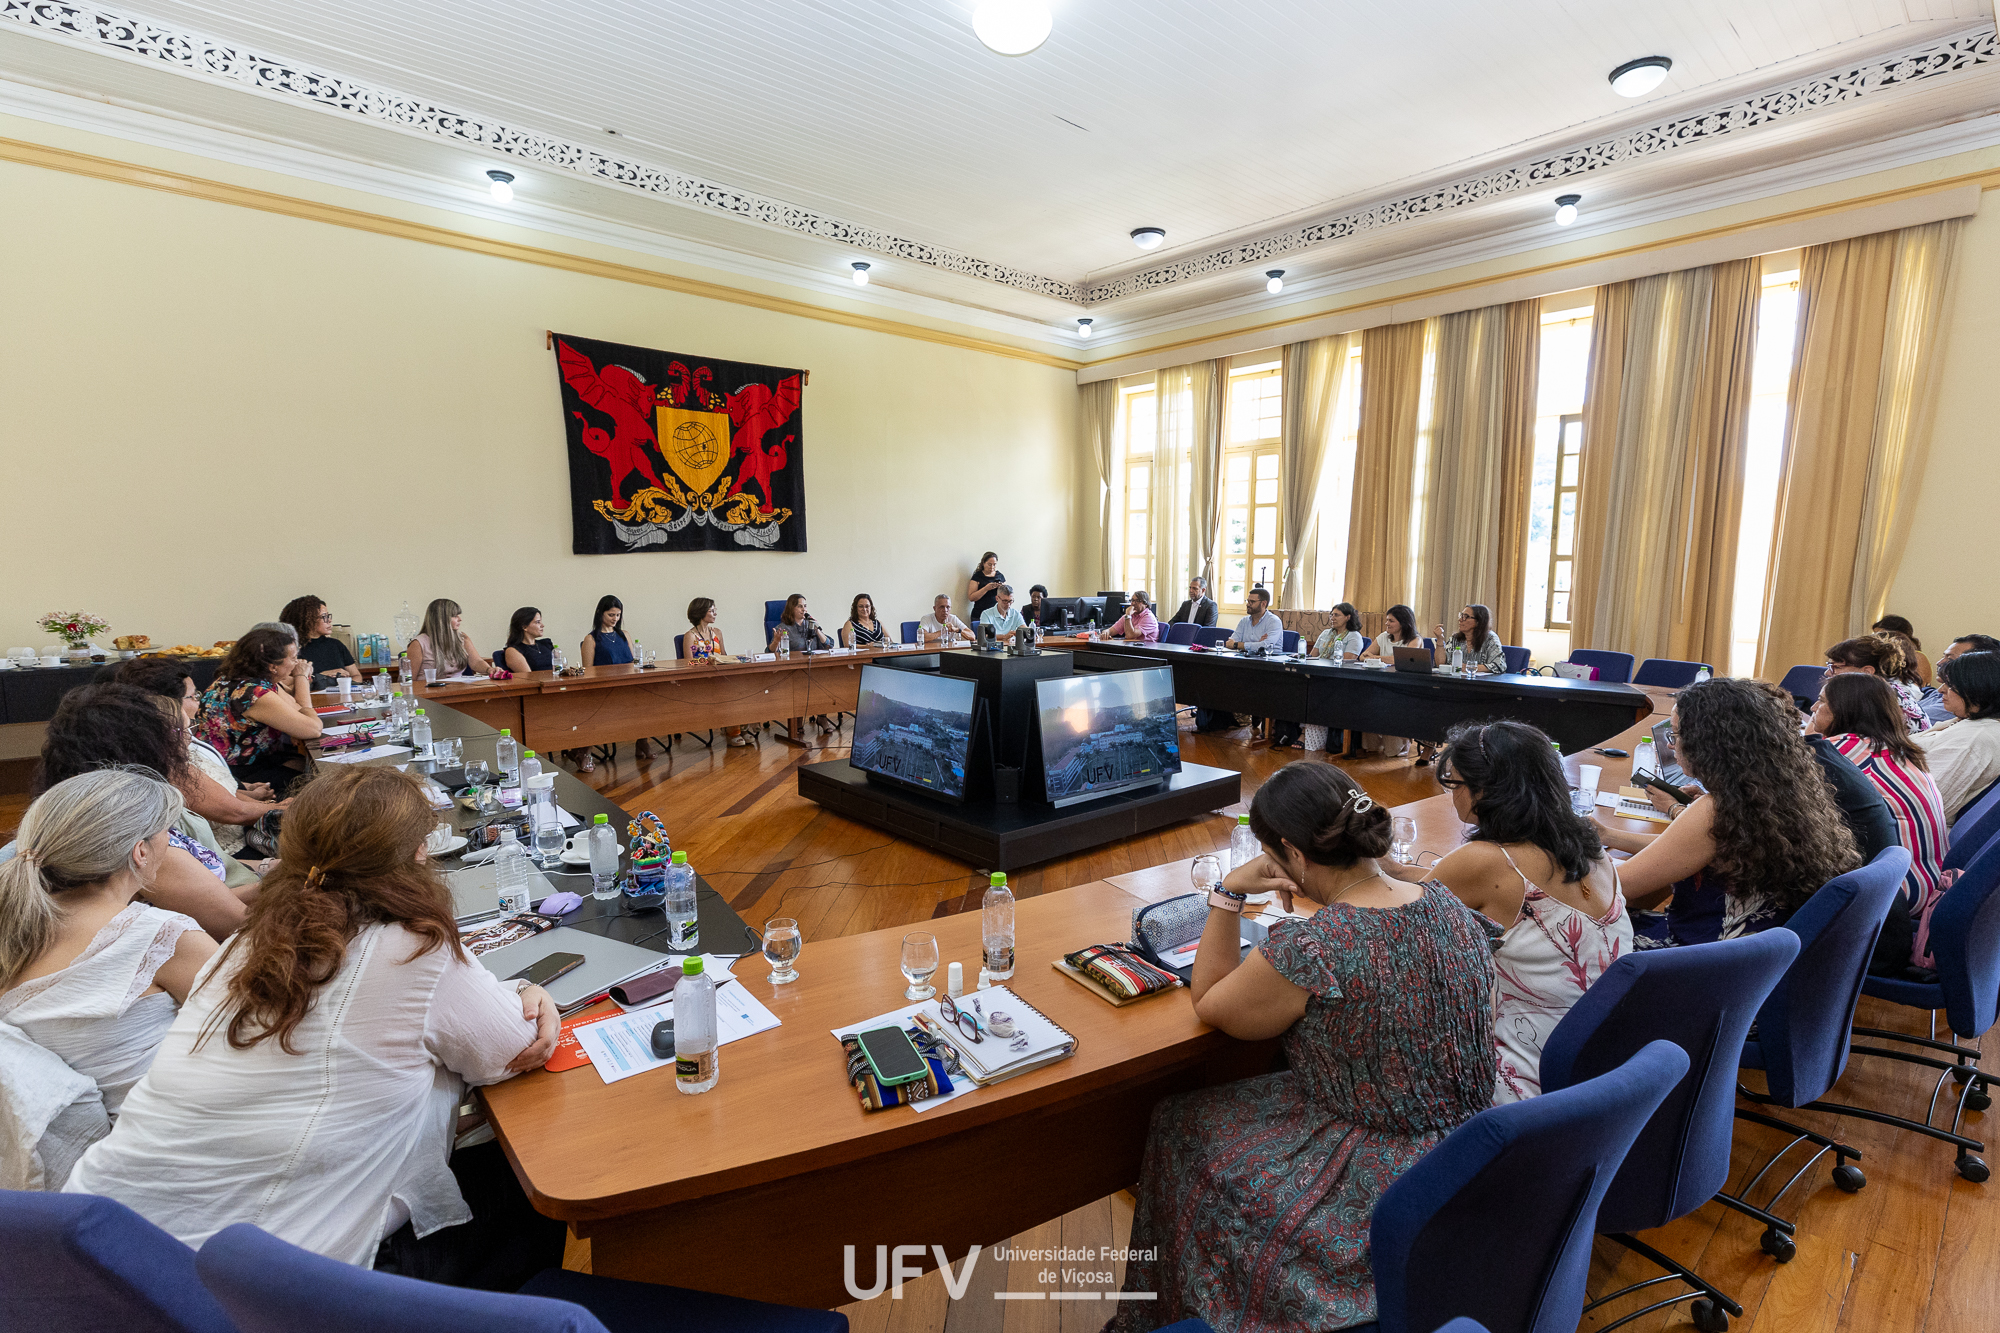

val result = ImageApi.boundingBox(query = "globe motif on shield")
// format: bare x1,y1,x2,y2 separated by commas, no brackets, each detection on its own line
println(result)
672,420,720,471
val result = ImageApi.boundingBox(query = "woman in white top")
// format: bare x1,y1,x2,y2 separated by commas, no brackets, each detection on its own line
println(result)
1379,721,1630,1102
1307,603,1367,758
1915,651,2000,820
1358,604,1426,758
0,770,217,1127
68,764,563,1288
407,598,497,679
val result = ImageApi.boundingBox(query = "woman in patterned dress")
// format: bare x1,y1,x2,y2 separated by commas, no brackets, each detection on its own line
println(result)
1114,762,1495,1332
1380,721,1630,1103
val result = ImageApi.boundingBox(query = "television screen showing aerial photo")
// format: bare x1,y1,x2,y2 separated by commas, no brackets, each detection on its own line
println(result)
1037,666,1182,807
850,665,977,801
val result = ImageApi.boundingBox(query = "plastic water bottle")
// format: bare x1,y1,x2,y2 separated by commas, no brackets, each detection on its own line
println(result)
1694,666,1712,684
551,644,567,673
496,729,520,784
409,708,432,758
1450,644,1464,674
494,827,531,915
588,813,620,900
389,691,410,729
665,851,698,950
674,957,718,1094
1229,813,1259,870
981,872,1015,983
518,750,542,787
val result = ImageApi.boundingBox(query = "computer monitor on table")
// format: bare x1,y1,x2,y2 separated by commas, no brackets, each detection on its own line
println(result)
1039,597,1086,628
850,664,977,804
1036,666,1182,808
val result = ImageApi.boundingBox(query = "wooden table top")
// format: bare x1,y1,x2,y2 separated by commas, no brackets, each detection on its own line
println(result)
481,879,1224,1223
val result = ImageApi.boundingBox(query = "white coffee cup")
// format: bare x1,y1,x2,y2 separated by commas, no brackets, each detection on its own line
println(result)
39,655,62,667
426,821,455,852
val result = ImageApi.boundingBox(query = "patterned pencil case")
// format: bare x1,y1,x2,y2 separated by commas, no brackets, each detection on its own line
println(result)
1130,893,1210,969
1064,943,1182,1000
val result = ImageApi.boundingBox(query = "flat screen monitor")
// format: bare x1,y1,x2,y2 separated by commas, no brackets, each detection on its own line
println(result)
851,664,978,803
1036,666,1182,808
1038,597,1085,628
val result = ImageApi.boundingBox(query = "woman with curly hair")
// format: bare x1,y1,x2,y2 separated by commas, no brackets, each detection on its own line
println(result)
1597,677,1861,948
1873,614,1933,686
1825,633,1929,733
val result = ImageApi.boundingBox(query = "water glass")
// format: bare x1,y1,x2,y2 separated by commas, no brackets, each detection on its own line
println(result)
1390,817,1417,864
434,736,463,768
462,759,491,790
1190,853,1223,895
1571,788,1597,817
901,932,939,1000
763,917,803,984
423,668,438,686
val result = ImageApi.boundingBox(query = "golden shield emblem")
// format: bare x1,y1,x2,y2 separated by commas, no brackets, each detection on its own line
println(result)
657,407,732,495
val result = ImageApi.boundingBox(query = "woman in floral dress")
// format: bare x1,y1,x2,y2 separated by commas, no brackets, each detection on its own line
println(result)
1114,762,1495,1332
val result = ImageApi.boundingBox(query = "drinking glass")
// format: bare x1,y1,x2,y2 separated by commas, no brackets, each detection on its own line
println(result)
423,668,438,686
534,795,566,867
435,736,463,768
462,760,491,792
1390,817,1417,864
901,932,939,1000
1190,853,1224,895
763,917,803,984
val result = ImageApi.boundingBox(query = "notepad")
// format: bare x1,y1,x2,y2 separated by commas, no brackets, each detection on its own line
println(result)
319,744,412,764
913,986,1076,1085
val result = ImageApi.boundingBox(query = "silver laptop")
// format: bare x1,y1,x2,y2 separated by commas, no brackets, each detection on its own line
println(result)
446,861,559,925
1391,644,1435,674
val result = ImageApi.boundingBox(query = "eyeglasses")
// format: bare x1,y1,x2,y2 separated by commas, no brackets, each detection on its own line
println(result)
939,993,985,1043
1437,774,1467,790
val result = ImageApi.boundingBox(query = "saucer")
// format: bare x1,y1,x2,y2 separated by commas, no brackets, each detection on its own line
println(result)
425,834,469,856
559,840,625,866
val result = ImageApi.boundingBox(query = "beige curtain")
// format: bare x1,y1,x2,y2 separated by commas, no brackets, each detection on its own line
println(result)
1279,334,1353,608
1415,302,1538,640
1080,380,1117,589
1570,283,1629,653
1673,258,1760,668
1758,219,1962,677
1152,364,1194,603
1186,360,1225,591
1345,320,1427,619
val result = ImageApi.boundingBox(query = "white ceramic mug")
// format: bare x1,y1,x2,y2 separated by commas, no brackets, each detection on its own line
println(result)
39,655,62,667
426,821,454,852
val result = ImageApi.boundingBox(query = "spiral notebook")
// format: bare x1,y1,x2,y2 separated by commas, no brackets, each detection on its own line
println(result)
912,985,1076,1085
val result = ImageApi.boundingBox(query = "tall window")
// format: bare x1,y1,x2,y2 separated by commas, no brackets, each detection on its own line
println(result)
1522,302,1594,662
1120,384,1156,595
1313,343,1367,603
1543,414,1582,628
1221,362,1282,613
1728,260,1804,677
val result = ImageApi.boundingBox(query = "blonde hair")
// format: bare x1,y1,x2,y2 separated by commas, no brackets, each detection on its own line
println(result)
419,599,467,673
0,768,184,990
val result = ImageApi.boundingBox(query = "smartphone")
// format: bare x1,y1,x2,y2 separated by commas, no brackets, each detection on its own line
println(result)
855,1026,931,1087
1636,772,1693,805
1594,747,1628,758
509,951,585,988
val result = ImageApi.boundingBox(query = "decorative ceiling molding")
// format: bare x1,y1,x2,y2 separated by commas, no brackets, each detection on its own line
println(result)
1078,23,2000,303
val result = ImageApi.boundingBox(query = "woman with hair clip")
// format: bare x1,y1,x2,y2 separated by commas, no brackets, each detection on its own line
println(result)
406,599,497,680
1807,673,1948,971
1824,633,1929,733
67,764,564,1287
1596,678,1861,948
1113,761,1494,1332
0,770,219,1138
1873,614,1933,686
1380,721,1629,1101
499,607,553,675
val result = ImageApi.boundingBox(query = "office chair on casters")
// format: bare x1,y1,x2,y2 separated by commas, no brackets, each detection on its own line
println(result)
0,1189,235,1333
1538,931,1800,1332
1633,658,1710,688
1193,626,1232,649
1368,1042,1689,1333
1165,621,1199,646
1728,847,1909,1261
1501,645,1531,674
1777,663,1828,710
1565,649,1634,683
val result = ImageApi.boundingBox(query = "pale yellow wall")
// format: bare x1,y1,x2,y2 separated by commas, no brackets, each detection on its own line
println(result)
0,152,1086,658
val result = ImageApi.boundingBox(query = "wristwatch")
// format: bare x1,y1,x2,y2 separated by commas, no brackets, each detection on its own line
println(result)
1208,889,1248,913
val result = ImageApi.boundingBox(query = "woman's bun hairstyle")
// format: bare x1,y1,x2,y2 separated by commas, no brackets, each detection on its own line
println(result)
1248,761,1392,868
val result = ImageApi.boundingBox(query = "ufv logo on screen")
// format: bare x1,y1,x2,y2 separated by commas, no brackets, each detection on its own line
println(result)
840,1244,1156,1303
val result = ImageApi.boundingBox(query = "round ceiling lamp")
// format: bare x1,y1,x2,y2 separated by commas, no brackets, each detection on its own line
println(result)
1076,317,1094,338
1265,270,1285,294
1554,194,1581,226
972,0,1052,56
1609,56,1672,97
851,261,872,285
486,169,515,203
1130,227,1166,250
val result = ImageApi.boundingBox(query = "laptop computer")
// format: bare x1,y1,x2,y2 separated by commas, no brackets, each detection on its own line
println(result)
476,926,675,1013
1651,719,1688,785
1391,644,1435,674
446,860,559,926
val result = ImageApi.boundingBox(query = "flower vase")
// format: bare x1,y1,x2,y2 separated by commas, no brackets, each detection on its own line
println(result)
63,638,92,664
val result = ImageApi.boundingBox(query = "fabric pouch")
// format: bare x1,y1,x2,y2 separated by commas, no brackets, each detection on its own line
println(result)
1130,893,1210,970
840,1029,958,1110
608,967,681,1008
1064,943,1182,999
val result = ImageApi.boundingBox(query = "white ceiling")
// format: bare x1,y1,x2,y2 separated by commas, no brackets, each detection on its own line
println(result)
2,0,1996,346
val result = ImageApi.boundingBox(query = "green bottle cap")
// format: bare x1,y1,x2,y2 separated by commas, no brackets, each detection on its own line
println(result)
501,728,511,736
990,872,1006,886
593,813,608,825
672,850,687,864
414,708,424,716
682,956,703,975
1238,814,1250,825
524,750,536,758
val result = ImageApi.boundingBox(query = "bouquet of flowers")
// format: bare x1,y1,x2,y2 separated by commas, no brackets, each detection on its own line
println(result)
38,611,110,648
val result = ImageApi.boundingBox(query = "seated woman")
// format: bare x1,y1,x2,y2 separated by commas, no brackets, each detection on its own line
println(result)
35,686,255,939
67,765,564,1287
572,595,651,770
1113,762,1494,1331
111,658,283,858
407,599,497,680
0,769,218,1126
770,595,836,736
497,607,552,675
1435,603,1507,673
1360,604,1426,758
1379,721,1629,1102
1915,650,2000,820
1874,615,1934,686
1099,590,1161,643
840,593,889,648
280,595,360,685
1808,672,1949,971
194,627,323,792
684,599,749,747
1596,678,1860,948
1825,633,1928,732
1306,602,1367,757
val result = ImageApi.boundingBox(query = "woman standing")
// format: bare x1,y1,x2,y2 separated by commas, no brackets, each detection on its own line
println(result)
1436,604,1506,674
1113,762,1494,1331
966,552,1006,622
841,594,889,648
279,596,360,683
195,627,323,791
407,600,496,680
500,608,553,675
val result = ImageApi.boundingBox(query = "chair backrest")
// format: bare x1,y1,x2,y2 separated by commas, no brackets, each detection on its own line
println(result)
1752,846,1910,1106
1778,663,1827,707
1502,645,1532,674
1946,777,2000,872
1633,658,1709,688
1423,637,1436,652
1164,621,1199,646
763,599,787,643
1281,630,1301,654
1371,1041,1690,1333
1194,626,1232,648
195,1223,604,1333
1538,931,1798,1231
0,1190,237,1333
673,633,686,660
1928,835,2000,1041
1566,650,1634,683
900,620,919,644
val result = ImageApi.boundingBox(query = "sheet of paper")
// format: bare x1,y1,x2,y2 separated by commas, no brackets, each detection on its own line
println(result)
831,1001,977,1113
575,975,779,1085
320,744,412,764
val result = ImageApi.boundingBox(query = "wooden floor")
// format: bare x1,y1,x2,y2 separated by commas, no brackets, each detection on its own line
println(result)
10,718,1995,1331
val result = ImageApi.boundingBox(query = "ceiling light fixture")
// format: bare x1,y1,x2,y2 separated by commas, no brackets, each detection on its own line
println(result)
1265,270,1285,294
851,261,872,285
1608,56,1672,97
1076,318,1093,337
1554,194,1581,226
1130,227,1166,251
486,169,515,203
972,0,1052,56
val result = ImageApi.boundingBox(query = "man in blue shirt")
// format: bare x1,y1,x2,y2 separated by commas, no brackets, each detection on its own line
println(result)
978,585,1028,646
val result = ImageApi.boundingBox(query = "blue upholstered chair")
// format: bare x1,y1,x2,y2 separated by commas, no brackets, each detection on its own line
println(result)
1194,626,1232,648
763,599,787,646
1369,1041,1688,1333
0,1189,236,1333
1633,658,1710,688
900,620,920,645
1564,649,1634,683
674,633,686,660
1538,931,1799,1332
1501,645,1531,674
1281,630,1301,654
1845,833,2000,1181
1165,621,1199,646
1728,847,1910,1260
1946,778,2000,871
195,1222,848,1333
1778,664,1827,709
